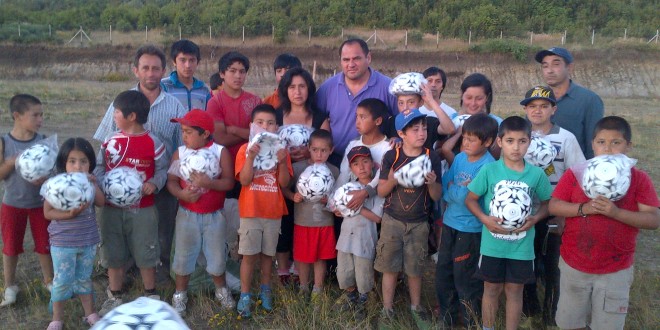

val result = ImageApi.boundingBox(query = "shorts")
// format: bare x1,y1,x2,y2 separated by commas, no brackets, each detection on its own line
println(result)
237,217,281,257
337,251,374,294
1,203,50,255
276,200,295,253
172,208,227,277
293,225,337,263
50,245,97,302
555,257,633,330
474,254,535,284
373,213,428,277
99,206,160,269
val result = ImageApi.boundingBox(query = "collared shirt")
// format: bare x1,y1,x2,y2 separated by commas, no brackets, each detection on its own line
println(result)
316,68,397,158
93,85,186,160
552,80,604,159
161,71,211,111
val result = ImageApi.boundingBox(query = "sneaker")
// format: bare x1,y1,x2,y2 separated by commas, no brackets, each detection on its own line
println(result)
215,286,236,310
279,274,291,286
333,290,358,312
172,291,188,317
45,282,53,294
0,285,19,307
237,294,251,318
82,313,100,326
99,297,123,316
258,289,273,312
378,308,395,330
46,320,63,330
410,305,433,330
146,294,160,300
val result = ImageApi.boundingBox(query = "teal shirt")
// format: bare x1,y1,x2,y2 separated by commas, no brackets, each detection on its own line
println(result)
467,159,552,260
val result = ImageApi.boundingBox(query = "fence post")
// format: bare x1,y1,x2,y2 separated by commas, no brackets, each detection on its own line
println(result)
272,25,274,42
468,30,471,45
374,29,377,45
500,30,503,39
179,25,181,40
49,24,51,37
110,25,112,45
591,29,595,45
436,30,439,49
242,26,245,44
563,30,567,45
624,28,627,40
405,29,408,49
145,25,148,42
209,25,212,40
530,31,533,44
308,26,311,45
18,23,20,37
341,28,343,40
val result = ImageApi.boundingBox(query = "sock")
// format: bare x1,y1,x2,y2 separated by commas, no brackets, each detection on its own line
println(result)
277,269,289,276
483,327,494,330
312,285,322,293
144,288,157,296
260,284,271,292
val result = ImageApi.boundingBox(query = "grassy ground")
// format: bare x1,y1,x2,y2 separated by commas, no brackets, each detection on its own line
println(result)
0,80,658,329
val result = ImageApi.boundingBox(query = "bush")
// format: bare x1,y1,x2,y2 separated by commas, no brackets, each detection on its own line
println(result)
470,39,541,62
407,30,423,44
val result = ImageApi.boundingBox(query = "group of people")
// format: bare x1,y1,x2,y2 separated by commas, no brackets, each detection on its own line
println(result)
0,37,657,330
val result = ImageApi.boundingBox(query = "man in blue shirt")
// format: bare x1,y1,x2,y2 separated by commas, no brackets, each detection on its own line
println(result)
161,39,211,111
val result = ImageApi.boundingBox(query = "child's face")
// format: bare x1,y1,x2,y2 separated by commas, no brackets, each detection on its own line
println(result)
397,94,424,113
287,75,309,107
350,156,374,182
462,132,490,158
112,108,133,131
525,99,556,127
174,52,198,81
66,149,91,173
252,112,278,133
461,86,488,115
592,129,631,156
497,130,530,164
398,122,427,149
220,61,247,92
275,67,288,84
181,125,209,150
13,104,43,133
355,106,380,135
308,138,333,164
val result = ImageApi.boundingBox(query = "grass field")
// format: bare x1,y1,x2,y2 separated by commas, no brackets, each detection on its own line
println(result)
0,79,658,329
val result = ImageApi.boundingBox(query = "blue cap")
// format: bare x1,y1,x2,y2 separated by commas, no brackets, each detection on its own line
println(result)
395,108,427,131
535,47,573,64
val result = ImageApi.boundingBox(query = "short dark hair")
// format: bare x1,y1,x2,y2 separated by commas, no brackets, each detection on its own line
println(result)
402,117,427,133
273,53,302,71
170,39,201,62
594,116,632,143
462,113,498,143
357,98,388,123
56,137,96,173
9,94,41,115
218,51,250,73
278,67,317,115
309,129,333,148
460,73,493,114
423,66,448,97
250,104,277,122
134,44,167,69
498,116,531,138
209,72,223,90
339,38,369,57
113,90,150,125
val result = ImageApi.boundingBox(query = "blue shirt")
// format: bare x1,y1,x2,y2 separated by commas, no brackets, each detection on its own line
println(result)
161,71,211,111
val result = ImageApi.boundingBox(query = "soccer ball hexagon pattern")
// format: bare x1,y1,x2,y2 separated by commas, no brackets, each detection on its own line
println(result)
179,148,220,181
248,132,285,171
16,144,57,182
332,182,364,217
525,136,558,168
91,297,189,330
279,124,312,148
389,72,426,96
451,114,471,129
581,154,633,201
394,154,432,188
489,184,532,230
297,163,335,202
42,172,95,211
101,167,143,208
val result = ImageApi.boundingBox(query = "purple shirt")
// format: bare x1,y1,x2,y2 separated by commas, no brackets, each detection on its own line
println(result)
316,69,397,157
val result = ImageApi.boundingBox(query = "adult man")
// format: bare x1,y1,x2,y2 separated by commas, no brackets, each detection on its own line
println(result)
316,38,397,167
161,39,211,111
94,44,186,274
535,47,603,159
419,66,457,118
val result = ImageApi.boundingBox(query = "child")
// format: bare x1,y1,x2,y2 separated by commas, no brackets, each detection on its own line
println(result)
550,116,660,330
167,110,236,316
209,72,223,96
96,90,169,315
283,129,338,300
465,116,552,330
44,138,105,329
376,109,443,329
435,113,498,327
263,53,302,108
161,39,211,111
519,86,585,325
334,146,384,312
235,104,292,318
0,94,53,307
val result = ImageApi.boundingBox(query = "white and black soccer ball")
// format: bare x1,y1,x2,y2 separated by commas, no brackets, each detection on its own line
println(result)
41,172,95,211
525,136,557,168
279,124,312,148
389,72,426,96
16,144,57,182
297,164,335,202
179,148,220,181
91,297,190,330
394,154,432,188
102,167,143,208
489,184,532,230
581,154,633,201
452,114,471,129
332,182,364,217
248,132,285,171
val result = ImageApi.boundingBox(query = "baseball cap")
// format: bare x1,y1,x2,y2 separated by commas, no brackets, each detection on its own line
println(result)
170,109,215,134
346,145,372,163
535,47,573,64
520,86,556,106
395,108,427,131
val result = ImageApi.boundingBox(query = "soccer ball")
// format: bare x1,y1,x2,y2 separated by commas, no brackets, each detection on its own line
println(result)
91,297,189,330
179,148,220,181
248,132,285,171
101,167,143,208
581,154,633,201
41,172,95,211
16,144,57,182
525,136,557,168
332,182,364,217
389,72,427,96
297,164,335,202
489,183,532,231
394,154,432,188
279,124,312,148
452,114,471,129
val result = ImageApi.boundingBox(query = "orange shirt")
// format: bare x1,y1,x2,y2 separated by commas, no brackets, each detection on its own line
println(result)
235,143,292,219
262,89,281,108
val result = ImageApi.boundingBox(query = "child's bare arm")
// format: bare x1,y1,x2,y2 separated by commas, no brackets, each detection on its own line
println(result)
377,172,397,198
276,149,291,188
465,191,508,234
515,200,549,233
43,200,88,220
440,127,462,166
590,196,660,229
359,207,382,223
194,148,235,192
0,139,16,180
426,171,442,201
239,144,259,186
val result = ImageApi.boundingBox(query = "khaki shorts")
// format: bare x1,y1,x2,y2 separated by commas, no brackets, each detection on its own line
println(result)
374,213,429,277
556,257,633,330
99,206,160,269
238,217,281,257
337,251,375,294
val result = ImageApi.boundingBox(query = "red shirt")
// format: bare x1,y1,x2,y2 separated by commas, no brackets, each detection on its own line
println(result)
553,168,659,274
206,90,262,159
177,142,226,214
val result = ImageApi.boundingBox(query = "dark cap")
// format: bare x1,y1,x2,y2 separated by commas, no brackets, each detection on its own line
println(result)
520,86,556,106
535,47,573,64
346,145,372,163
395,108,427,131
170,109,215,134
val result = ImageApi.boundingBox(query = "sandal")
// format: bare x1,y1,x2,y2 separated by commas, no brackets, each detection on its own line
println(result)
83,312,101,326
46,321,63,330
